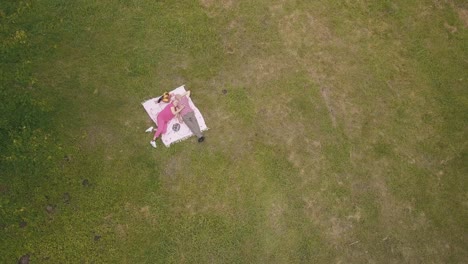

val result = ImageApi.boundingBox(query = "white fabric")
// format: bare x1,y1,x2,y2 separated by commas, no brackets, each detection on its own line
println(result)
142,85,208,147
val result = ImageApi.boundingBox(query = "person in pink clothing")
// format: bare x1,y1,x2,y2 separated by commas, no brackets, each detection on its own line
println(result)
148,99,184,148
175,90,205,143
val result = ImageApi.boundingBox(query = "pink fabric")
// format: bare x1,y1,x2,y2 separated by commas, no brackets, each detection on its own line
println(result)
154,102,175,138
179,96,193,116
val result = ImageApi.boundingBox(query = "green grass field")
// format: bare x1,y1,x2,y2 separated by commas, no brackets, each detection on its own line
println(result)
1,0,467,263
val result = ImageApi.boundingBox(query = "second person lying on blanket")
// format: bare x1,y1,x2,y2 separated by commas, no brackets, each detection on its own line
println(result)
175,90,205,143
149,99,184,148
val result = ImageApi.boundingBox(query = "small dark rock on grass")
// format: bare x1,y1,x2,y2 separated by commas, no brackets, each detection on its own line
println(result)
19,220,27,228
18,254,30,264
0,184,9,194
45,205,54,214
63,192,71,204
82,179,90,187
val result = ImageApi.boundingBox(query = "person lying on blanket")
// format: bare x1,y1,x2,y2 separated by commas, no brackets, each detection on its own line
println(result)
175,90,205,143
148,99,184,148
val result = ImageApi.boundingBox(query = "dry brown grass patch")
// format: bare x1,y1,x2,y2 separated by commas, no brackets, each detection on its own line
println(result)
255,99,308,147
267,200,287,234
123,202,158,226
320,87,337,128
115,224,128,239
199,0,233,9
457,7,468,28
163,153,187,180
199,0,235,17
278,10,333,56
241,57,291,85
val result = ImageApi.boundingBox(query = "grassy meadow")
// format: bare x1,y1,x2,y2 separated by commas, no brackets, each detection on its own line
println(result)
1,0,467,263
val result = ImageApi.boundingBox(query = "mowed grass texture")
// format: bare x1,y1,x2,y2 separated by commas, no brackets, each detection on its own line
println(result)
1,0,467,263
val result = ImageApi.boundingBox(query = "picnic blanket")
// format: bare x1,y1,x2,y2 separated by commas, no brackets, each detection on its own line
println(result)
142,85,208,147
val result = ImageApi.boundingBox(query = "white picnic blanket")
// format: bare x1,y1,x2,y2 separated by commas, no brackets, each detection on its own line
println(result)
142,85,208,147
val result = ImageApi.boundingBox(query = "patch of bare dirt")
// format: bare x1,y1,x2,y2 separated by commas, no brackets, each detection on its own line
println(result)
287,139,323,179
115,224,128,239
457,8,468,28
328,217,354,245
444,22,458,33
268,0,287,17
221,19,243,55
287,151,302,170
346,207,362,222
320,87,337,128
140,206,150,218
433,1,468,28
